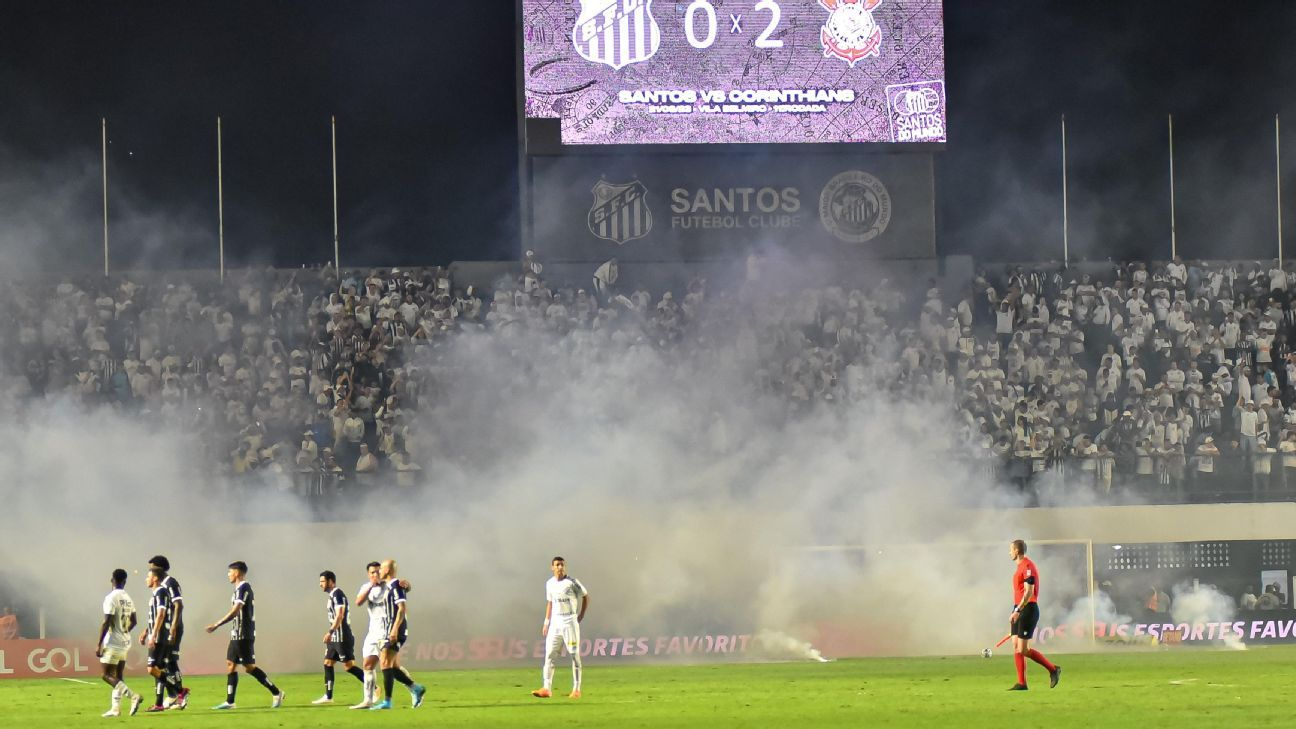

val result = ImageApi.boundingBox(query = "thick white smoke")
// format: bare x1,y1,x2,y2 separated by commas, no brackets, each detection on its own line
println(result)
1170,581,1245,650
0,273,1049,672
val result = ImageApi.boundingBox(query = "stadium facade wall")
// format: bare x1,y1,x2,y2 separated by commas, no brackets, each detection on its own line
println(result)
1005,502,1296,544
526,154,936,263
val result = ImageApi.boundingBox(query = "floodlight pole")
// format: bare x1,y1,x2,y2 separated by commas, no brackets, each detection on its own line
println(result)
1278,114,1284,266
217,117,226,282
1061,115,1069,266
332,115,340,274
1168,114,1178,259
101,118,109,276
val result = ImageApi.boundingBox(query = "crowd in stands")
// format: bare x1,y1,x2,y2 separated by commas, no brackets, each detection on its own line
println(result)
0,266,446,491
4,254,1296,499
961,258,1296,495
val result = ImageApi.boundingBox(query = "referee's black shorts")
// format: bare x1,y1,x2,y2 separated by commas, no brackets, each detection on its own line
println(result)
1014,602,1040,639
226,639,256,665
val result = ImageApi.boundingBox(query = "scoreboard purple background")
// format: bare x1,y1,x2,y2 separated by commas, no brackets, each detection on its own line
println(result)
521,0,946,145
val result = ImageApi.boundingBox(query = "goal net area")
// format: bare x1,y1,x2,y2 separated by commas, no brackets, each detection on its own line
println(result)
772,540,1095,658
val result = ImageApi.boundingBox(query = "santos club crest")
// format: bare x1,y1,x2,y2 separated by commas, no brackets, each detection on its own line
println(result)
588,179,652,245
573,0,662,70
820,0,883,67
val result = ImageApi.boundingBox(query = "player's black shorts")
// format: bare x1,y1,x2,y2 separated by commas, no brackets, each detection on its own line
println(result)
147,640,173,668
325,638,356,663
382,629,408,654
226,639,256,665
1014,603,1040,639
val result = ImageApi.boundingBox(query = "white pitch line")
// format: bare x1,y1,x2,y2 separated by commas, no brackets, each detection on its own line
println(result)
60,678,96,685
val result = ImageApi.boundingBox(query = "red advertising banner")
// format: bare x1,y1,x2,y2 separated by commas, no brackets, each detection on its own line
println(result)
1034,617,1296,646
0,633,755,678
0,637,240,679
405,632,754,667
0,640,97,679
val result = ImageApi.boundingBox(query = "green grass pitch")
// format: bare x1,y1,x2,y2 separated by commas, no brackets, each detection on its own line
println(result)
7,647,1296,727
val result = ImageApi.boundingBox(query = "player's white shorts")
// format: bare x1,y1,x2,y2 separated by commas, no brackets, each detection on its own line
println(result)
100,646,130,664
362,632,386,660
546,618,581,656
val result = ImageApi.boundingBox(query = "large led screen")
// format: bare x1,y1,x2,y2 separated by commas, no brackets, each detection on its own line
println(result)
521,0,946,145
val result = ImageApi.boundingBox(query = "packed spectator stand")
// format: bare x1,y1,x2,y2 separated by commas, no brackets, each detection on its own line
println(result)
965,258,1296,502
5,255,1296,507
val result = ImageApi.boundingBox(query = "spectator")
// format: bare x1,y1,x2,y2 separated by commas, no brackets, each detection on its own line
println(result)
1195,436,1219,483
355,444,379,474
0,606,17,639
297,431,319,467
321,448,343,475
1241,586,1258,610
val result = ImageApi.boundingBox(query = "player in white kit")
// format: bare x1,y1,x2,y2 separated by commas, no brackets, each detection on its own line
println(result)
351,561,414,709
351,562,386,709
532,556,589,699
96,568,143,717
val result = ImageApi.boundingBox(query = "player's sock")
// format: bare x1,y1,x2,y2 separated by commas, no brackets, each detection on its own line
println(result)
169,654,184,693
391,669,414,688
543,656,556,690
399,666,414,684
324,665,335,700
1027,649,1057,672
347,666,365,682
227,671,239,704
572,661,582,691
364,669,376,703
248,667,280,695
382,668,396,700
1013,653,1027,685
154,677,165,707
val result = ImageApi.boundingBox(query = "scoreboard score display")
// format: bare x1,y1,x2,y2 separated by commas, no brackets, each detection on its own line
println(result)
521,0,946,146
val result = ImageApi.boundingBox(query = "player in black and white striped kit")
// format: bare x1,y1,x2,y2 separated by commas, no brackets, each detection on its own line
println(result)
205,561,284,710
311,570,366,704
148,555,189,709
368,559,426,710
139,567,175,712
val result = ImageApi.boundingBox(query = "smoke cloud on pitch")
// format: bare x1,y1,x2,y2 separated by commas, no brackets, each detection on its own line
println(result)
1170,582,1245,650
0,260,1075,670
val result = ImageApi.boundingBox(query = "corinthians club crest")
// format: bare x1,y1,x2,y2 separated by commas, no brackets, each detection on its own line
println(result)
573,0,662,71
588,179,652,245
819,170,891,244
820,0,883,67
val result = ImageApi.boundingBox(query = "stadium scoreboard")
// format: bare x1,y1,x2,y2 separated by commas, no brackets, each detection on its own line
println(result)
520,0,946,147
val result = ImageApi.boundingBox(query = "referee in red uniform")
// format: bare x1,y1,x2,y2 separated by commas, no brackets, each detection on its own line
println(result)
1009,539,1061,690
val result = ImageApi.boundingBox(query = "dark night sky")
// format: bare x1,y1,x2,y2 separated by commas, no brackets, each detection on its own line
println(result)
1,1,1293,270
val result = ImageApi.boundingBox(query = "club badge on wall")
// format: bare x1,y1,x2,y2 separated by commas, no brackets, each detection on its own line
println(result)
819,170,891,244
588,179,653,245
